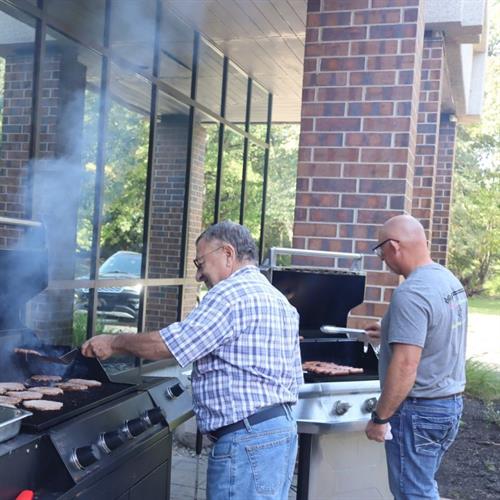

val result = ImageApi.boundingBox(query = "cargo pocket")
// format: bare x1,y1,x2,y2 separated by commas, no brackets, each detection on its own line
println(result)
412,414,459,457
245,434,291,496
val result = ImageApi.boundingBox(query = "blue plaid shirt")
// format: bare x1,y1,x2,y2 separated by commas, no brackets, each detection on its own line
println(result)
160,265,303,433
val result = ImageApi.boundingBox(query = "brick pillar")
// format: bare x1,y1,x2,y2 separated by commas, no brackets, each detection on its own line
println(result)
411,32,444,240
296,0,425,324
0,54,33,248
431,115,457,265
145,115,205,332
1,48,86,343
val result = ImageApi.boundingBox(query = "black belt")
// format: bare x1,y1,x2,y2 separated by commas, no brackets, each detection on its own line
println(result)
407,392,463,401
209,404,289,440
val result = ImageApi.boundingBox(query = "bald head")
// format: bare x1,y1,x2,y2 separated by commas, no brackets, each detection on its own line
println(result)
382,215,427,246
377,214,432,277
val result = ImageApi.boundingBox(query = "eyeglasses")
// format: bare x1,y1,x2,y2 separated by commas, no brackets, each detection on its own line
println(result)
193,246,224,270
372,238,400,257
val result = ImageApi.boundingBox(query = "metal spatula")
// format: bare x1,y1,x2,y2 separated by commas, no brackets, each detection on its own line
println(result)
57,348,79,364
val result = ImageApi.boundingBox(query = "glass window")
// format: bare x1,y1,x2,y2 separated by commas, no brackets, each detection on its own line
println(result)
45,0,105,46
159,11,193,97
225,62,248,125
109,0,156,74
196,38,223,115
198,111,220,228
35,29,102,282
99,62,151,274
219,129,244,223
250,81,269,139
244,143,266,246
148,91,191,279
262,124,299,259
0,7,36,235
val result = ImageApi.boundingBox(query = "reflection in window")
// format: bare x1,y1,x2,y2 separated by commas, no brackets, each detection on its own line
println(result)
244,144,266,246
0,7,36,229
45,0,105,45
159,11,193,97
196,38,223,115
148,92,191,279
219,129,244,223
225,62,248,125
99,63,151,265
199,111,220,228
262,125,299,259
110,0,156,73
250,82,269,138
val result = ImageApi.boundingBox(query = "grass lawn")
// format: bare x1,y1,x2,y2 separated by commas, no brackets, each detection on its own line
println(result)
468,296,500,315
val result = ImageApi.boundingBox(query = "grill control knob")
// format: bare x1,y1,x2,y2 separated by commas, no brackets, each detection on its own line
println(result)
71,445,100,470
333,400,352,416
142,408,165,427
122,417,148,438
98,430,126,453
165,383,184,400
362,397,378,413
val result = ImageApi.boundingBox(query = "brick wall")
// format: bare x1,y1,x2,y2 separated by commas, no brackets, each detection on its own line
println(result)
296,0,425,325
431,115,456,264
0,54,33,248
144,115,205,331
1,49,85,343
411,32,444,240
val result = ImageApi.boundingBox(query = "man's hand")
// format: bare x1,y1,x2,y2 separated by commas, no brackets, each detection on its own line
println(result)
81,335,116,360
365,321,381,345
365,420,389,442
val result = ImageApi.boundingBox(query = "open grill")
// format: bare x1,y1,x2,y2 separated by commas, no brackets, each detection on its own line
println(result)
265,248,389,500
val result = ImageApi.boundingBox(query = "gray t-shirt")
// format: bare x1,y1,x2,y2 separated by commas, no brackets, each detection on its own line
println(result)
379,263,467,398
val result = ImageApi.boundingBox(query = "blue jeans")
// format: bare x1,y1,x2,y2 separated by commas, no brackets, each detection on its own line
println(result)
385,395,463,500
206,405,297,500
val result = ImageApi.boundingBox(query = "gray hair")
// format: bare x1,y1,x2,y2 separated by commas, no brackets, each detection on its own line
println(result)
197,221,258,263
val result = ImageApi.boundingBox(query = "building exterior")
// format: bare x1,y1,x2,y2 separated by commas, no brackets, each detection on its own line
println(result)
0,0,488,364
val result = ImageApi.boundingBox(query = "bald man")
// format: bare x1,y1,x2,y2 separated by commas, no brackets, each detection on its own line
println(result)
365,215,467,500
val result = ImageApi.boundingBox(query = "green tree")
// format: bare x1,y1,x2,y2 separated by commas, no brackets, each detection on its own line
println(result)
448,2,500,295
201,123,299,253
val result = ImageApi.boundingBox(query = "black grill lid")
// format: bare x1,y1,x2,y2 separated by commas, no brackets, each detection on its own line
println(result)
270,268,366,338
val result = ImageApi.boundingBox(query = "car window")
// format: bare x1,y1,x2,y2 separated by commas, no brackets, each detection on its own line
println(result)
100,252,142,277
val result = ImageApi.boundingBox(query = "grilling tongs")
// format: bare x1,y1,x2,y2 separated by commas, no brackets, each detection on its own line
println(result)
15,348,79,365
320,326,369,342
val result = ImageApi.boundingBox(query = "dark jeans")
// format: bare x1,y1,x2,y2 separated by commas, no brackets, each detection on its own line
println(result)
385,395,463,499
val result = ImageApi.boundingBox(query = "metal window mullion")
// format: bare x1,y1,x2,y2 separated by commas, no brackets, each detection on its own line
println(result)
258,93,273,263
214,56,229,224
2,0,270,149
26,0,46,219
176,31,200,322
86,0,111,340
239,77,252,224
137,0,162,338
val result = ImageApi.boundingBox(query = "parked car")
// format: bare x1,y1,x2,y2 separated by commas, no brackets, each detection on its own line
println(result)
75,251,142,324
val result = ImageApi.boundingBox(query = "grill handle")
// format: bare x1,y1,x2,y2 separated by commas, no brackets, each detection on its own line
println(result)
267,247,363,272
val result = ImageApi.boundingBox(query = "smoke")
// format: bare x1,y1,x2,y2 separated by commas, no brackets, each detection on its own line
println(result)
0,1,207,351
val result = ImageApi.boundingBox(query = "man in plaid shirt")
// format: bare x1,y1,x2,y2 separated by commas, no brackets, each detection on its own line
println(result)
83,221,303,500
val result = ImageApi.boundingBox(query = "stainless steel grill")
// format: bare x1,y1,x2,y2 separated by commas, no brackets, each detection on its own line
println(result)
264,248,391,500
0,217,193,499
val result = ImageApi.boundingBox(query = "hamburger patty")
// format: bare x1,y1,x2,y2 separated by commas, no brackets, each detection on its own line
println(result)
31,375,63,383
66,378,102,388
0,382,25,392
6,390,43,400
0,395,22,406
29,386,64,397
23,400,63,411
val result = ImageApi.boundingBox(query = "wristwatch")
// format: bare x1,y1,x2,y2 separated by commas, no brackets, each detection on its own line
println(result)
371,410,391,424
